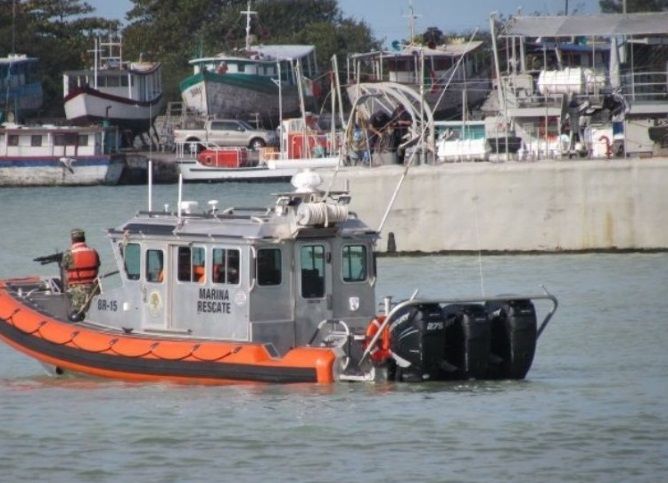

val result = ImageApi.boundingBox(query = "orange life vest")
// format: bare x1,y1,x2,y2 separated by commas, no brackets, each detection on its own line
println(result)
67,242,100,286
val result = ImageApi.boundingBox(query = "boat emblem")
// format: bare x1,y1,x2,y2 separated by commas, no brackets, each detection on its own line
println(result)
348,296,360,311
234,290,247,306
148,291,162,317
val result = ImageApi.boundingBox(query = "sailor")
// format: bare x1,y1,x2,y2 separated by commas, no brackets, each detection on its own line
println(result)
61,228,100,315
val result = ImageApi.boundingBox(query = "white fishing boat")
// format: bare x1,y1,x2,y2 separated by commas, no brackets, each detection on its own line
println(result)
0,122,124,186
63,35,164,139
179,1,318,127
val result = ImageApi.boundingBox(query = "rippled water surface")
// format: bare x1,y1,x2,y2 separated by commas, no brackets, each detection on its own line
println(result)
0,184,666,482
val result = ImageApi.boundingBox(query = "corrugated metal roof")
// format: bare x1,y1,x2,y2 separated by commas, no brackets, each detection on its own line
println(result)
502,12,668,37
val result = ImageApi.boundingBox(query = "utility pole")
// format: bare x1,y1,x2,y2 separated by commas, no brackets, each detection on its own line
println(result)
565,0,569,15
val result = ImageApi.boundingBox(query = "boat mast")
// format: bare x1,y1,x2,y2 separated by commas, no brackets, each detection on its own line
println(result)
241,0,257,52
404,0,420,45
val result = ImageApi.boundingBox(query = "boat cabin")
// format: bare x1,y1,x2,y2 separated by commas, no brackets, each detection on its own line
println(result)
89,180,378,355
0,123,120,158
63,37,162,104
189,45,318,86
348,41,487,88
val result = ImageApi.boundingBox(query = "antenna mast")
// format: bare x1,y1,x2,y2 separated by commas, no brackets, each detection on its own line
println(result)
241,0,258,51
404,0,421,44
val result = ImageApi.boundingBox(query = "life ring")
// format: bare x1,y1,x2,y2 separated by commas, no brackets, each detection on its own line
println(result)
365,315,391,363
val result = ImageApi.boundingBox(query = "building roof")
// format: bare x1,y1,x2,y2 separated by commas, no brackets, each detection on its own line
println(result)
502,12,668,37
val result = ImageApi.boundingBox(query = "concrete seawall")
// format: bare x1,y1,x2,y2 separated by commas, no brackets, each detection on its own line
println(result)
322,158,668,252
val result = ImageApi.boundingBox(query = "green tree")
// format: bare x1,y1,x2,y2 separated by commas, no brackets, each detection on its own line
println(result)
599,0,668,12
0,0,118,117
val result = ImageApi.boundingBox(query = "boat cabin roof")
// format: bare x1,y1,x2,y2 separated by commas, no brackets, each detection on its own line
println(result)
191,44,315,65
0,54,38,65
502,12,668,38
108,197,377,244
350,41,484,61
0,122,104,134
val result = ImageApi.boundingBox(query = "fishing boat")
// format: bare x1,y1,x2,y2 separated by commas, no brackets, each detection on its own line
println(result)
0,167,557,384
0,122,124,186
63,36,164,140
484,12,668,159
179,1,318,127
0,54,43,123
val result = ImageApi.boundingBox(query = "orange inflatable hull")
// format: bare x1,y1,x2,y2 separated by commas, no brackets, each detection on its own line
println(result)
0,278,336,384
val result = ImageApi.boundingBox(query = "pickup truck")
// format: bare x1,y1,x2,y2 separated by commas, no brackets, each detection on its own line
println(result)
173,119,278,151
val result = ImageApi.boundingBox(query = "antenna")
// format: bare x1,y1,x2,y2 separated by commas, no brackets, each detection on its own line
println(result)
403,0,421,44
241,0,258,52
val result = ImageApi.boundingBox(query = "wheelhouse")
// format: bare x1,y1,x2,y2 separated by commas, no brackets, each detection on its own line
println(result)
90,187,378,356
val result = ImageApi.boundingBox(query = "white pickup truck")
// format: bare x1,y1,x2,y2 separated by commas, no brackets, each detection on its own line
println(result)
173,119,278,151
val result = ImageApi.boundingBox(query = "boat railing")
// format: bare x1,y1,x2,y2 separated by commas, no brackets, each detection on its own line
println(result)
621,71,668,104
175,140,227,160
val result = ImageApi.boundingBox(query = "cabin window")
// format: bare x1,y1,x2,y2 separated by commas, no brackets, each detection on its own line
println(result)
124,243,141,281
177,246,206,283
8,135,19,146
300,245,325,298
30,135,42,147
78,135,88,146
342,245,367,282
121,76,129,87
238,63,246,73
54,133,79,146
212,248,240,285
257,248,281,286
146,249,164,283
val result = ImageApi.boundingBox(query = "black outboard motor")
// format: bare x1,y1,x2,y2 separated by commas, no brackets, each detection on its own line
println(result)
485,299,538,380
442,304,491,380
387,303,448,382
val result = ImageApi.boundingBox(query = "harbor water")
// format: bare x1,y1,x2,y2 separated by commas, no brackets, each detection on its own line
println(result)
0,184,666,482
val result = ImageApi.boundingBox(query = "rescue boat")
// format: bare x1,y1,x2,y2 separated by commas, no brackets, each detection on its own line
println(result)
0,172,557,384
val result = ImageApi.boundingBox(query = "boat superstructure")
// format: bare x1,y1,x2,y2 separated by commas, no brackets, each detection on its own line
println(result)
486,12,668,159
63,35,164,141
0,171,557,384
347,41,490,121
0,122,123,186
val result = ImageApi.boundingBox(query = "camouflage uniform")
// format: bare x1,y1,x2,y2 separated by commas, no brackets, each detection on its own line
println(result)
61,246,99,314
